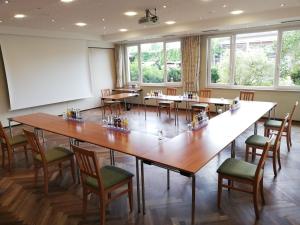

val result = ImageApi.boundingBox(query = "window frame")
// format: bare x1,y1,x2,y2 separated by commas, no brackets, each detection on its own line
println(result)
126,40,182,87
206,27,300,91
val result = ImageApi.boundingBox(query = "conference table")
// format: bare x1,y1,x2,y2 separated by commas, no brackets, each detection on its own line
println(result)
101,92,139,115
144,95,233,125
10,100,277,225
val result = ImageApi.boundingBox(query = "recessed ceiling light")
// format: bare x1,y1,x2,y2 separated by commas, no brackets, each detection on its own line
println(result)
119,28,128,32
51,19,55,22
124,11,138,16
163,5,167,8
102,18,105,22
0,20,2,23
230,10,244,15
103,26,106,30
75,22,87,27
165,21,176,25
280,3,285,7
60,0,74,3
222,4,227,8
4,0,9,4
14,14,26,19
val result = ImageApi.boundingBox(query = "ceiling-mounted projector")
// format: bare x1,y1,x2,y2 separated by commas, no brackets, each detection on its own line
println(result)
138,8,159,25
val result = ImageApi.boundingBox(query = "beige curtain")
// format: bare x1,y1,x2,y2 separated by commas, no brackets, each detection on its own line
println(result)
114,44,127,88
181,36,201,92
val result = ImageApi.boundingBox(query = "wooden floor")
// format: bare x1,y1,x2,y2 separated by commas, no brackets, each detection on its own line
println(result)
1,106,300,225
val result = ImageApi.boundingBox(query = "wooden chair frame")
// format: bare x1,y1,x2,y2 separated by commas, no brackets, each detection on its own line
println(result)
218,140,272,219
158,88,177,119
0,122,29,171
246,114,289,177
264,101,298,152
240,90,255,101
101,89,121,116
23,129,75,195
72,145,133,225
191,89,212,118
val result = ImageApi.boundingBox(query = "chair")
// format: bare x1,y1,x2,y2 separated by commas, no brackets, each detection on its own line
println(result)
158,88,177,118
245,114,289,177
23,129,75,195
240,90,255,101
191,89,211,118
264,101,298,152
0,121,29,171
101,89,121,116
217,140,272,219
72,145,133,225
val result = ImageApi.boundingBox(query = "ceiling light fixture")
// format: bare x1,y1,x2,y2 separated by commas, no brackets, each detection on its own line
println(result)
14,14,26,18
60,0,74,3
230,10,244,15
4,0,8,4
124,11,138,16
75,22,87,27
0,20,2,23
223,4,227,8
51,19,55,22
165,20,176,25
119,28,128,32
102,18,105,22
163,5,167,8
280,3,285,7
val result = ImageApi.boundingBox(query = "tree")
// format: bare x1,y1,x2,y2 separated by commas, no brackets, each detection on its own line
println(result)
291,66,300,85
211,67,219,83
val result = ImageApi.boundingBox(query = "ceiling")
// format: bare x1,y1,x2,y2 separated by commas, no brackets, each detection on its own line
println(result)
1,0,300,42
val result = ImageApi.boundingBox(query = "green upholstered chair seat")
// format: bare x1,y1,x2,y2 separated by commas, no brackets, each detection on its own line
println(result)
104,100,121,104
86,165,133,190
9,134,27,146
217,158,262,180
158,100,174,105
264,119,287,128
245,135,275,147
35,146,73,163
191,103,209,108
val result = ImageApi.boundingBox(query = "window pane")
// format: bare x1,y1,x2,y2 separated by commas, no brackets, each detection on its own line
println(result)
235,31,277,86
141,42,164,83
166,41,182,82
210,37,231,84
279,30,300,86
127,46,139,82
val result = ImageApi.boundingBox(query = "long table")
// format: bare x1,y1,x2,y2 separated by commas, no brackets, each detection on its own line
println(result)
144,95,233,125
10,100,277,224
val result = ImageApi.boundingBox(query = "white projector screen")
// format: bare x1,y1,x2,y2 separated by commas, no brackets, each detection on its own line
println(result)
0,35,92,110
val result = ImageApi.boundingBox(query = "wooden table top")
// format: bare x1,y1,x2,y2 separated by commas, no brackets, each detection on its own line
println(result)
140,101,277,174
12,100,276,175
102,93,139,100
113,88,142,93
12,113,164,158
144,95,232,105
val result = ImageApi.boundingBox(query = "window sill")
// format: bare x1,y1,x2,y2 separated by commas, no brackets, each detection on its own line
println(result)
207,84,300,92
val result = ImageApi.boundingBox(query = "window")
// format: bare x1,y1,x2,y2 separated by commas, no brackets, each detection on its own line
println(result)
209,37,231,84
126,40,182,85
127,46,139,82
279,30,300,86
166,42,182,82
141,42,164,83
207,28,300,90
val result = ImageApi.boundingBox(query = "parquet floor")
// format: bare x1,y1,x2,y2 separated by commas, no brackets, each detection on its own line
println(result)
0,106,299,225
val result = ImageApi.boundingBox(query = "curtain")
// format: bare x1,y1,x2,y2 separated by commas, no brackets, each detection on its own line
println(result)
181,36,201,92
114,44,127,88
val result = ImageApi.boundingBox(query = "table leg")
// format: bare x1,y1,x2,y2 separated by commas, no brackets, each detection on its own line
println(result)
110,149,115,165
141,160,146,215
144,99,147,120
167,169,170,190
191,175,196,225
231,140,236,158
136,158,141,213
8,119,13,138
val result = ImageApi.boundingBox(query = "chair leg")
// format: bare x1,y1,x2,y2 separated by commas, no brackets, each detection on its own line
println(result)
245,145,249,162
58,163,63,177
228,179,231,192
82,189,88,218
277,148,282,170
260,177,265,205
43,168,49,195
286,135,291,152
128,179,133,212
272,150,277,177
253,184,260,219
288,129,292,146
70,158,76,184
99,200,106,225
252,148,256,162
217,175,222,209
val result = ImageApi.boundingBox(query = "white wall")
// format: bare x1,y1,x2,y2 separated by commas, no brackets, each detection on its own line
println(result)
0,35,115,127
